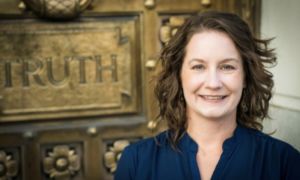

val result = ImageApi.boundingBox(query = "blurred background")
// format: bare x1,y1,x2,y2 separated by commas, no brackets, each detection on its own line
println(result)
261,0,300,150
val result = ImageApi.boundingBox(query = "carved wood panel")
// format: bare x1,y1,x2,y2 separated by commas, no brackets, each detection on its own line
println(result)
0,0,261,179
0,17,140,121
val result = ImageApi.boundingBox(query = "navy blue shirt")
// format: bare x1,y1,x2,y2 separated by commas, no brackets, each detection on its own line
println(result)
115,126,300,180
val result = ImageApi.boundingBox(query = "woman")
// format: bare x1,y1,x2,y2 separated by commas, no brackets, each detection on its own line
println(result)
115,11,300,180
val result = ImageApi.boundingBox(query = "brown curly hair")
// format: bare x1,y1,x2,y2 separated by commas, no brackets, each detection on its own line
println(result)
154,11,277,147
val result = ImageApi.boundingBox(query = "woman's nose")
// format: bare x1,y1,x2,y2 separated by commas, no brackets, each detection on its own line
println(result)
205,70,222,89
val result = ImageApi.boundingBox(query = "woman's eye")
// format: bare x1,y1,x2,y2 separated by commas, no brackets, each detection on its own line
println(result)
220,64,236,71
191,64,205,70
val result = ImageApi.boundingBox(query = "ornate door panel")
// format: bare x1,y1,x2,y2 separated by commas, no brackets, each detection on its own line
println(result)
0,0,260,179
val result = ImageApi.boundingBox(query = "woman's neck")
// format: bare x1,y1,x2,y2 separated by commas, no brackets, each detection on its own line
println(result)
186,115,237,148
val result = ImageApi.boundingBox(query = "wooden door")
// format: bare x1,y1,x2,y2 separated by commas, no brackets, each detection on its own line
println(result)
0,0,260,179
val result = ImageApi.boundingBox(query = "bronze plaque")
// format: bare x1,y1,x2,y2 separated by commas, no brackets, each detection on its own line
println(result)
0,17,140,121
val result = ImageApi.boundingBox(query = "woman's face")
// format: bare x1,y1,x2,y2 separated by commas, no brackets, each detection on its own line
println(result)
181,30,244,121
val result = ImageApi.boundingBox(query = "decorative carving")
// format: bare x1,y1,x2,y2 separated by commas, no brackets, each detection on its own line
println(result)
43,145,80,179
23,131,36,140
86,127,98,136
0,151,18,179
21,0,93,19
201,0,211,7
144,0,156,9
147,120,159,130
145,59,157,70
159,16,187,46
242,0,254,20
103,140,130,173
18,1,27,11
0,18,139,121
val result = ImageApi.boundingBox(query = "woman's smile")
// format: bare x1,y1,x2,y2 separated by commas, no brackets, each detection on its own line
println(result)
199,95,228,101
181,30,244,120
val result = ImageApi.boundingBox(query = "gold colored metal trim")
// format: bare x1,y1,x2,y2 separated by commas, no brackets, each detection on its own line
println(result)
144,0,156,9
104,140,130,173
0,151,18,179
201,0,211,7
43,145,80,179
21,0,93,19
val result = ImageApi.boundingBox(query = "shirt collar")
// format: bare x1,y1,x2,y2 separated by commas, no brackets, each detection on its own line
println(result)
179,125,245,153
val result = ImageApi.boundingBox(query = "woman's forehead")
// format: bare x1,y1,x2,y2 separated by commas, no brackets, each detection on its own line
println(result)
184,31,241,62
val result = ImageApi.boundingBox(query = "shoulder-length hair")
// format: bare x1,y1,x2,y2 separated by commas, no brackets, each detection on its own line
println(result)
154,11,277,148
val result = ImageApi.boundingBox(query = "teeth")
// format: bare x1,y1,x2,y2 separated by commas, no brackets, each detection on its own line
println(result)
202,95,225,100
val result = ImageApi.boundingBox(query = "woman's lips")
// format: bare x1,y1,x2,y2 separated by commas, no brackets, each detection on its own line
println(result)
199,95,227,101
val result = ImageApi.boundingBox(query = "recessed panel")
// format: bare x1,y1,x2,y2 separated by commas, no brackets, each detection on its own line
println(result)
0,17,140,121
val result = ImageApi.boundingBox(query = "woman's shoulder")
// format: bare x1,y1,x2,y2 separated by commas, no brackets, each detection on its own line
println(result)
125,130,170,153
241,126,300,157
114,130,171,179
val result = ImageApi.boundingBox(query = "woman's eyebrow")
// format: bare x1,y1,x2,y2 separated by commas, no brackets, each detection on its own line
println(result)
188,58,240,65
220,58,241,63
187,58,205,65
